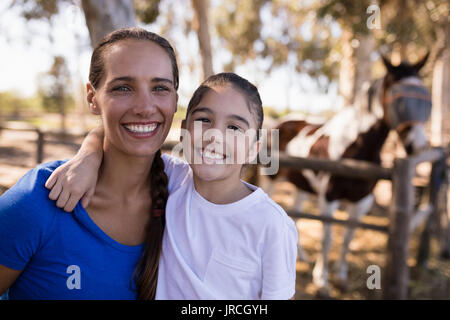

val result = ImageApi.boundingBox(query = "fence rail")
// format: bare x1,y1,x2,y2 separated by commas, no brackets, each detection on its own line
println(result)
1,124,449,300
261,145,449,300
274,152,393,180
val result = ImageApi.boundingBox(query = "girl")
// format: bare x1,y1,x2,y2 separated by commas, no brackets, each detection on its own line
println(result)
47,73,298,299
0,27,183,299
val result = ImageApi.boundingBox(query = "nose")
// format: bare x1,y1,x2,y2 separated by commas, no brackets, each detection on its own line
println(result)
402,123,429,155
203,127,224,144
405,143,414,155
132,89,157,118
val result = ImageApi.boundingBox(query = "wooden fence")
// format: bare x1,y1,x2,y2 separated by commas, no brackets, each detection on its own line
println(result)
1,125,449,299
263,147,448,300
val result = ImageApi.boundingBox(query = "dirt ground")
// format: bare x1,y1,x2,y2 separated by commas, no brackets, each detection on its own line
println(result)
270,182,450,300
1,126,449,300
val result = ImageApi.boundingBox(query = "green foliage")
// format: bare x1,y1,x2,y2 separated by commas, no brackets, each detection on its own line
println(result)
214,0,340,87
37,55,73,114
134,0,161,24
12,0,71,21
0,91,44,117
315,0,378,36
215,0,269,70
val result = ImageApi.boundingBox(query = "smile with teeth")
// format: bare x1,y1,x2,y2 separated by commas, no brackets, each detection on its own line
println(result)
198,148,227,160
123,123,158,133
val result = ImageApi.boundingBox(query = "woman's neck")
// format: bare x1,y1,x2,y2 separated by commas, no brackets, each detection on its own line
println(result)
192,171,253,205
97,143,154,199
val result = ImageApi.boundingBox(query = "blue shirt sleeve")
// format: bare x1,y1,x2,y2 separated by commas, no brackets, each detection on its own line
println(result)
0,161,65,270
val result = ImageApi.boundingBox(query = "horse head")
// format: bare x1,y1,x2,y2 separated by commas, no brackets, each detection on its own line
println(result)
379,52,432,155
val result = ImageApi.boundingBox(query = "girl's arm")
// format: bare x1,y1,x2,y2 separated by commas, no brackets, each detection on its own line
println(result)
261,215,298,300
45,126,104,212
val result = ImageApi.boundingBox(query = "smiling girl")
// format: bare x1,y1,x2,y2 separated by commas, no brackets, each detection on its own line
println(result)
46,72,298,299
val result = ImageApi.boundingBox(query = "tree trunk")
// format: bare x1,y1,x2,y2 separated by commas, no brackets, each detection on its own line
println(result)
354,34,375,103
338,28,374,107
338,28,354,107
81,0,136,48
192,0,214,79
58,95,66,133
431,23,450,147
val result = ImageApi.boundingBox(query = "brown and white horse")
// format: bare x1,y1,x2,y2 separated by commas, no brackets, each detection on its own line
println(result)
267,54,432,295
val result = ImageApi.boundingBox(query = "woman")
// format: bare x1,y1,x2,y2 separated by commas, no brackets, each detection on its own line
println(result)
0,27,182,300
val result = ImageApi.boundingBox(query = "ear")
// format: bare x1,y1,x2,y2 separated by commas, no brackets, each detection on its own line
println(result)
381,54,395,73
414,51,430,72
86,83,101,115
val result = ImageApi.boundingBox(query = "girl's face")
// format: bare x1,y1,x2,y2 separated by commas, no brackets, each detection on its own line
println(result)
183,85,260,182
87,39,177,158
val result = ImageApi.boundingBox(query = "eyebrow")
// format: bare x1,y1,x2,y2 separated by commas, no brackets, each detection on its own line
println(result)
108,76,174,86
190,106,214,115
191,106,250,128
229,114,250,128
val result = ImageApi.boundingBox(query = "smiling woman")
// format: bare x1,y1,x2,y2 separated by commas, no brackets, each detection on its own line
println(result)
0,27,181,300
87,38,177,157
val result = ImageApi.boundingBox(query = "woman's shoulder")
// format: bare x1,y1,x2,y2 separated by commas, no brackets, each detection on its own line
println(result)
7,160,68,196
0,160,69,270
0,160,68,223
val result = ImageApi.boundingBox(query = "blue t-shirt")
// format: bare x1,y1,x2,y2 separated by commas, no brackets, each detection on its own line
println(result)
0,160,145,300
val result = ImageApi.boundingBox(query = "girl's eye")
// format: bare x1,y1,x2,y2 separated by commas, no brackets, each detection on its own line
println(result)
228,125,243,132
194,118,210,123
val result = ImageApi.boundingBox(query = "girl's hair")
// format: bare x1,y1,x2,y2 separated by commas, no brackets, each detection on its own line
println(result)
89,27,177,300
186,72,264,139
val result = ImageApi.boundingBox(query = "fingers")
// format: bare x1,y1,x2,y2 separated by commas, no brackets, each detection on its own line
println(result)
56,188,70,209
64,194,80,213
48,178,63,201
45,167,61,189
81,187,95,209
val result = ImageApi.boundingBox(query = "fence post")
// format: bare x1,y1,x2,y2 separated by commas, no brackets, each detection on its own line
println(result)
416,149,445,267
383,158,415,299
36,129,44,164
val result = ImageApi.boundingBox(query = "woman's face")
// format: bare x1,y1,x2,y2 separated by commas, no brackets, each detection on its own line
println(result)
183,85,259,182
87,39,177,157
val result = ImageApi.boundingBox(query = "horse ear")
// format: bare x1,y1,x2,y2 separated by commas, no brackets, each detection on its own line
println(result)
381,54,395,73
414,51,430,72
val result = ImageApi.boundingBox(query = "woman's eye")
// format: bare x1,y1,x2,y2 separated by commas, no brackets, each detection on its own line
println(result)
154,85,170,92
113,85,131,92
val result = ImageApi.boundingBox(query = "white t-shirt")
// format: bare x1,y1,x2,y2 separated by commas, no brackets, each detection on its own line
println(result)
159,154,298,300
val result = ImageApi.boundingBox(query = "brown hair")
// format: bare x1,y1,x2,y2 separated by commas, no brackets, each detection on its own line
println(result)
89,27,179,90
186,72,263,139
88,27,178,300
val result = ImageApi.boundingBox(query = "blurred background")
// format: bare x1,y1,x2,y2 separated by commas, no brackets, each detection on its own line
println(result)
0,0,449,299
